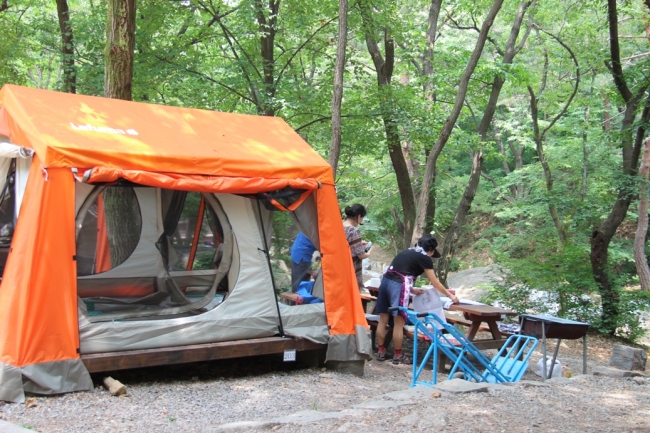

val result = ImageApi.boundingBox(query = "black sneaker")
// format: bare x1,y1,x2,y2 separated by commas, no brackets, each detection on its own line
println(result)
392,354,412,365
376,351,387,361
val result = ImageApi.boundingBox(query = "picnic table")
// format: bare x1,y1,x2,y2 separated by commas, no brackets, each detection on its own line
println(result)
279,291,375,311
447,303,517,350
365,285,516,350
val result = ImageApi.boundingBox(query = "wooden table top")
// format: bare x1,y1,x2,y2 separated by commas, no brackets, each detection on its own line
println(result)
449,303,516,317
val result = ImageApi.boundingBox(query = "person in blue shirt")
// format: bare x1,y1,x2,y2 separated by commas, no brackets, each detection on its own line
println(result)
290,232,317,293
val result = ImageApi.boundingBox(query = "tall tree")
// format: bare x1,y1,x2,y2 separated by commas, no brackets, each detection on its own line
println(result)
329,0,348,174
56,0,76,93
438,0,533,286
411,0,504,246
360,0,416,249
527,28,580,244
635,136,650,291
104,0,136,99
590,0,650,334
103,0,138,268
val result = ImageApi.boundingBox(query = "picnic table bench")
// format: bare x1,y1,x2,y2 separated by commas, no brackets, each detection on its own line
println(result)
280,291,375,311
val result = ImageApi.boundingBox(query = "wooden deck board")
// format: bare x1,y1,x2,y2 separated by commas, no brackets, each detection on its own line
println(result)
81,336,326,373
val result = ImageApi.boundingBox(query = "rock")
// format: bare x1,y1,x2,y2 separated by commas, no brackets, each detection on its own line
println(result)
274,409,366,424
213,421,279,431
609,344,647,371
353,399,410,410
546,377,573,384
486,383,512,393
398,408,447,428
592,366,644,378
0,420,38,433
433,378,489,394
383,385,440,401
569,374,592,383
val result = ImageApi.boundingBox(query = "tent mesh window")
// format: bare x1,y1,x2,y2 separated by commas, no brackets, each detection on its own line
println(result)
76,187,228,319
169,192,223,272
76,187,142,276
0,159,15,277
257,187,308,211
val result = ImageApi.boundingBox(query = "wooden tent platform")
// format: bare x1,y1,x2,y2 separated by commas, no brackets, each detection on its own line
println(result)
81,336,326,373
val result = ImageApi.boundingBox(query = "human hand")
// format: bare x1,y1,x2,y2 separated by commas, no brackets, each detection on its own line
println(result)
450,294,459,304
411,288,425,296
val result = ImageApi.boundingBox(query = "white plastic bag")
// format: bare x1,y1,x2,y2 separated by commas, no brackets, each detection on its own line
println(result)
535,358,562,378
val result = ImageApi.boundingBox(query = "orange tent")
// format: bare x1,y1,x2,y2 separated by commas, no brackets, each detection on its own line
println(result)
0,85,370,402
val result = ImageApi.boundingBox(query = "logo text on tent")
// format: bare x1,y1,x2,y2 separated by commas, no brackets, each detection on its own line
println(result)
69,123,139,136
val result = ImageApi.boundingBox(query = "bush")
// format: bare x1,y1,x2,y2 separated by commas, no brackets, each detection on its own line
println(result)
482,240,649,343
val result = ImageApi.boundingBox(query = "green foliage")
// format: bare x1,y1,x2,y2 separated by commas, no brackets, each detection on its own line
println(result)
193,252,215,271
2,0,650,344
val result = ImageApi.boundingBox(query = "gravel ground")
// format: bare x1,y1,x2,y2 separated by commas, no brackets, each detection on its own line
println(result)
1,335,648,433
2,266,649,432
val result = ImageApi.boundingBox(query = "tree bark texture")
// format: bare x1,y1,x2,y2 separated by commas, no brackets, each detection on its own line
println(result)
103,188,141,269
256,0,279,116
56,0,76,93
103,0,137,268
329,0,348,174
419,0,443,236
412,0,504,247
104,0,135,100
635,137,650,291
422,0,442,102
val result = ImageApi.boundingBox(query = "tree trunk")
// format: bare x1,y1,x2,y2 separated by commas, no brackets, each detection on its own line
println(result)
422,0,442,102
103,188,141,268
635,137,650,290
104,0,135,100
590,0,650,334
103,0,137,268
419,0,443,237
528,85,567,244
255,0,279,116
329,0,348,174
437,1,530,283
56,0,75,93
361,4,416,249
438,151,483,286
527,28,580,245
412,0,504,246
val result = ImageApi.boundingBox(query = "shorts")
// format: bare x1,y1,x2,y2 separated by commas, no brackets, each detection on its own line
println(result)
374,277,404,316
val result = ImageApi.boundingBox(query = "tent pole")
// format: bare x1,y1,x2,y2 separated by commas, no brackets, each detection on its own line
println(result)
186,196,205,270
256,201,285,337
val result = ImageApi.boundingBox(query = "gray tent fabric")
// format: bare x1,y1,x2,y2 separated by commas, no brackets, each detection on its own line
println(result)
326,328,372,362
0,359,93,403
77,194,334,353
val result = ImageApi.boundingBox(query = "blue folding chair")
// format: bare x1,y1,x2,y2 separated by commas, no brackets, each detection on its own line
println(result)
391,307,538,387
